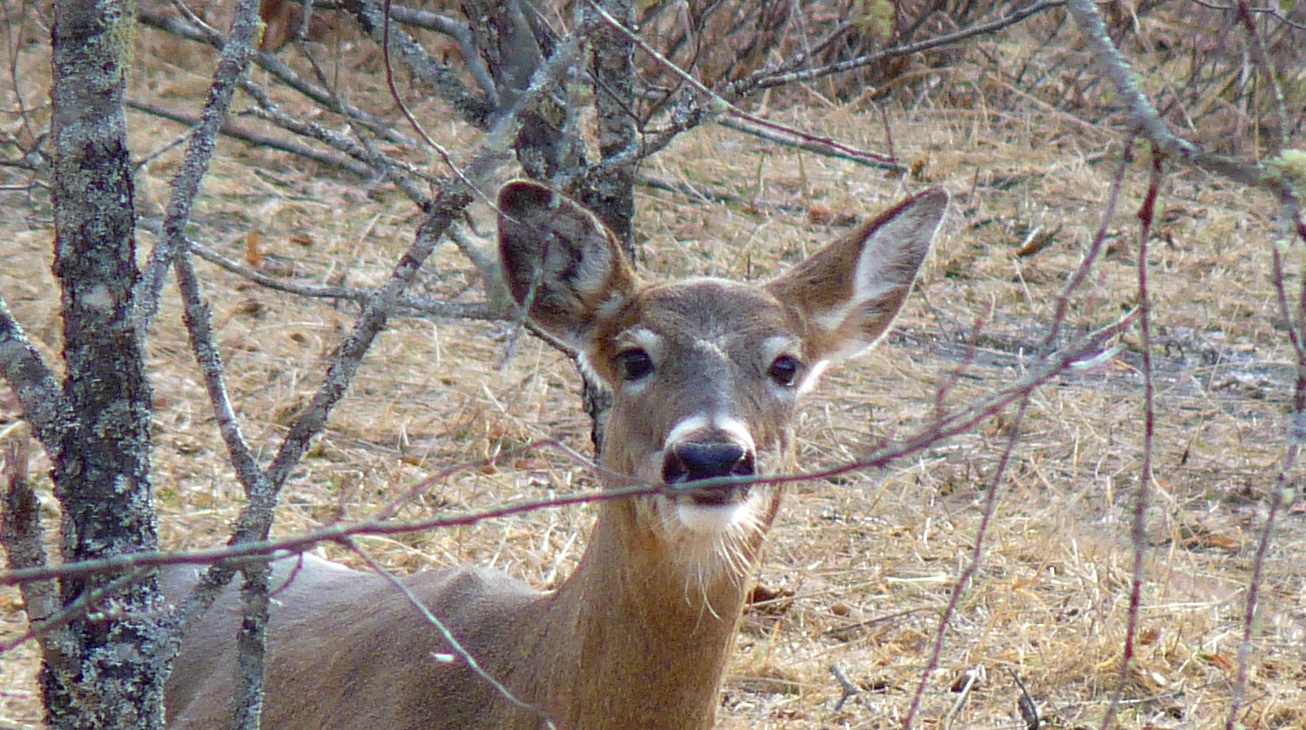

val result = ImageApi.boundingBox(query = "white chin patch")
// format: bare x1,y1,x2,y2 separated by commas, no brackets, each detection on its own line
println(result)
675,501,748,534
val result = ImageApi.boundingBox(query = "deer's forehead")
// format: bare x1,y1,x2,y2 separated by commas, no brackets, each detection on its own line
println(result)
606,279,796,346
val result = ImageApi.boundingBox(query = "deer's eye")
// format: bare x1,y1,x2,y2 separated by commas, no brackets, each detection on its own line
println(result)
617,349,654,381
768,355,800,387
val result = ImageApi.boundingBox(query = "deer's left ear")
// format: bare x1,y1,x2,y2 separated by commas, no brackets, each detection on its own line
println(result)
767,188,947,366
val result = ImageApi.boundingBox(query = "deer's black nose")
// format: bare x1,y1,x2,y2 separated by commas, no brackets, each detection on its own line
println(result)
662,442,755,505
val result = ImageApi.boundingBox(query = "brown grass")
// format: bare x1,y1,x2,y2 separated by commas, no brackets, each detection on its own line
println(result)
4,7,1306,730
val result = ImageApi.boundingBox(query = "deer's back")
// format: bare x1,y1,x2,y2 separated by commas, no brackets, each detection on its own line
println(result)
162,554,548,730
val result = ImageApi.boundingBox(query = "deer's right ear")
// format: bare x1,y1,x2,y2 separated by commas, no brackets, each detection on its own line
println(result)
498,181,638,348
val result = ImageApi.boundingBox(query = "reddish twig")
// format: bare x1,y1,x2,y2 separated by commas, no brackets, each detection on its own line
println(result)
0,315,1134,592
1225,191,1306,730
1098,145,1164,730
901,395,1032,729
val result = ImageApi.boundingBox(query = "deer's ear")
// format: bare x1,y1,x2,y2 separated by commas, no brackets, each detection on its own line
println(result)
498,181,639,348
767,188,947,365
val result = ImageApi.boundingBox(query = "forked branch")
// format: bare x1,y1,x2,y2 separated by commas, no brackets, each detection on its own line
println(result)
1065,0,1303,196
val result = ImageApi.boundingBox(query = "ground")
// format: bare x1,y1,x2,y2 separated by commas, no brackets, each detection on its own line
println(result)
3,11,1306,730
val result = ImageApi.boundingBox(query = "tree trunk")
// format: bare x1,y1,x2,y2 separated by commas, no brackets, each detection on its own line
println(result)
44,0,166,726
576,0,637,454
579,0,637,261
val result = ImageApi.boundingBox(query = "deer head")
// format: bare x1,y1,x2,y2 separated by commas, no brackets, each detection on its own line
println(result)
498,181,947,582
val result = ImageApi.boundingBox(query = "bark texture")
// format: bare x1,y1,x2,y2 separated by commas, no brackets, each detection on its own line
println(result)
45,0,166,726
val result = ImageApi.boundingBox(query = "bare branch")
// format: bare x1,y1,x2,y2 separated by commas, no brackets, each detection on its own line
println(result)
1,312,1135,590
382,2,497,102
1099,148,1164,730
584,0,897,169
731,0,1067,95
342,0,495,125
1226,194,1306,730
0,569,149,656
1189,0,1306,31
260,191,468,493
172,256,270,508
903,394,1033,730
133,0,265,334
179,235,502,320
136,6,414,145
0,297,67,455
126,98,375,178
1065,0,1288,191
1045,136,1136,347
239,93,432,203
1233,0,1290,154
718,116,904,172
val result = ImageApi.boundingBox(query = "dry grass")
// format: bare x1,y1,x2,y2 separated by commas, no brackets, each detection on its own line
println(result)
4,8,1306,730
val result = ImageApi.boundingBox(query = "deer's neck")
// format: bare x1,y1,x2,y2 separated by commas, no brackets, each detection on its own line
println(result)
530,495,778,730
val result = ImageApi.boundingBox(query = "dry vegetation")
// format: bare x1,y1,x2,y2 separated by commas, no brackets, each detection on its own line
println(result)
3,2,1306,729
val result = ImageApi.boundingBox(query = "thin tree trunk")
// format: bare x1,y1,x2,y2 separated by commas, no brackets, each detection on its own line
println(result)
580,0,637,260
462,0,639,454
577,0,637,454
45,0,165,726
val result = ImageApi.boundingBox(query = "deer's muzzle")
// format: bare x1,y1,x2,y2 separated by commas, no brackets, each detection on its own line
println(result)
662,440,756,505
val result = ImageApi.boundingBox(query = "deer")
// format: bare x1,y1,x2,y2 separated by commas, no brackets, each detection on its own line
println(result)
160,180,948,729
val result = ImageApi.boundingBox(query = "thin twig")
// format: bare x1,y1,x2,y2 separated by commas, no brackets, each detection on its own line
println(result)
177,235,502,320
1232,1,1289,154
1044,136,1135,348
1190,0,1306,31
734,0,1066,95
1,314,1136,589
133,0,264,335
259,194,467,494
941,665,983,730
344,540,559,729
244,102,427,192
1225,191,1306,730
136,6,413,145
583,0,897,168
240,69,432,203
902,396,1031,730
1098,146,1164,730
126,98,375,178
345,0,495,125
829,664,862,712
718,117,904,172
0,568,147,656
1008,668,1039,730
